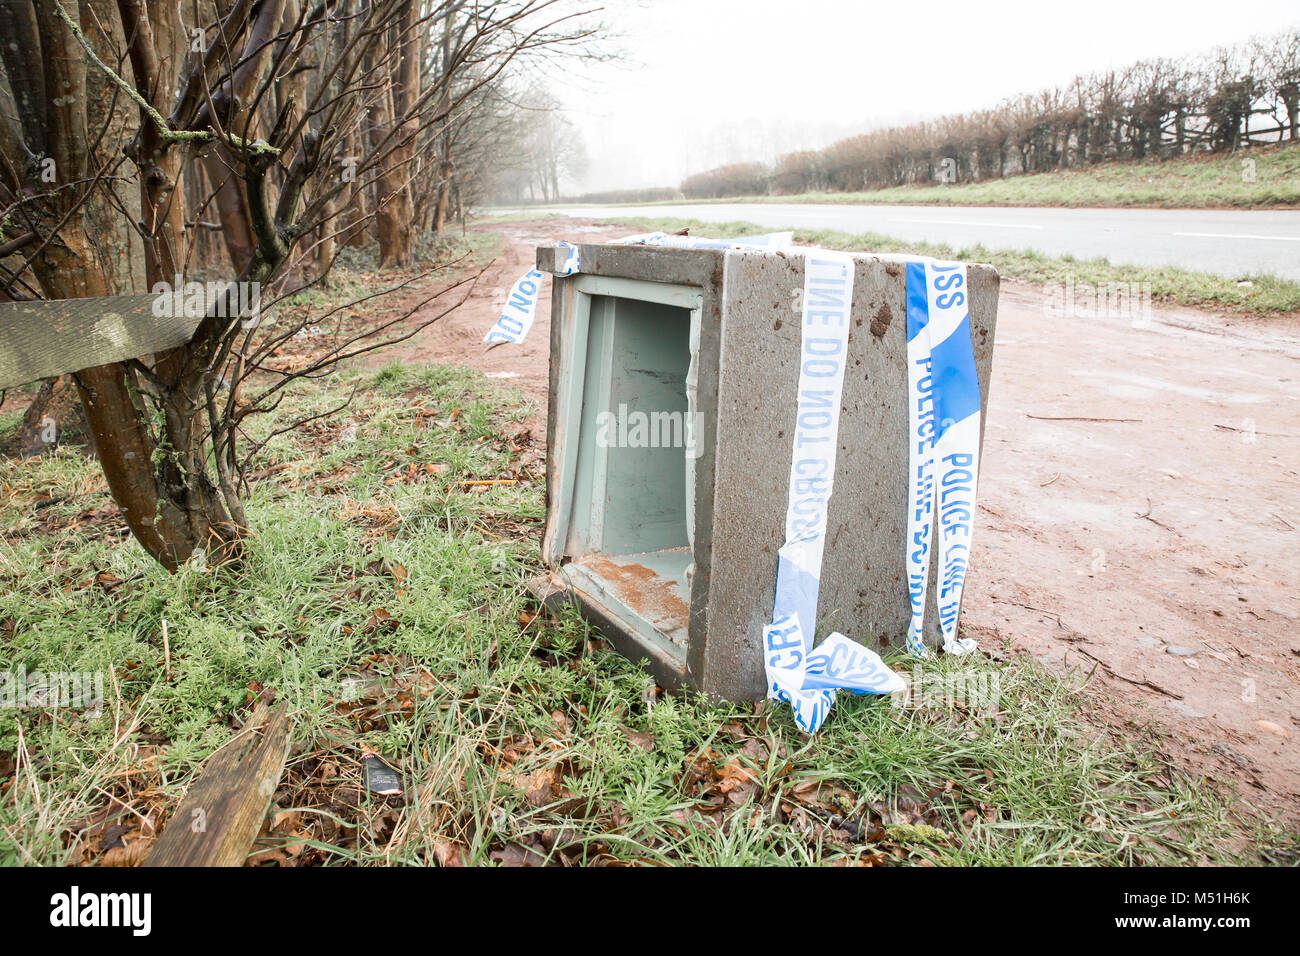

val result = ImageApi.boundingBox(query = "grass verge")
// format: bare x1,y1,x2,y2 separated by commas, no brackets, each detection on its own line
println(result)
1,363,1290,866
602,216,1300,316
675,142,1300,209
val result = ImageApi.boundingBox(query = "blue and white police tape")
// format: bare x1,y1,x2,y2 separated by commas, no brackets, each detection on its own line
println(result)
904,259,982,658
482,232,793,345
762,250,905,734
483,243,579,345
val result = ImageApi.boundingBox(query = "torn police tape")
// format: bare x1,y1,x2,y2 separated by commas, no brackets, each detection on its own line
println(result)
763,254,984,732
904,260,982,658
762,250,905,733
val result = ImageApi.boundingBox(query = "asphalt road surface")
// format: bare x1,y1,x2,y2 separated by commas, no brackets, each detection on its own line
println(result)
519,203,1300,282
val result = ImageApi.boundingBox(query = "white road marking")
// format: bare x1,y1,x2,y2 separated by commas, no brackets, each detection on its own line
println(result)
1172,231,1300,242
887,217,1044,229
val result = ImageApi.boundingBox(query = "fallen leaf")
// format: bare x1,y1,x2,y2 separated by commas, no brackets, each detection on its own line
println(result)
431,841,466,866
506,765,569,807
490,841,547,866
621,727,655,752
1256,719,1291,738
362,608,399,634
100,838,152,867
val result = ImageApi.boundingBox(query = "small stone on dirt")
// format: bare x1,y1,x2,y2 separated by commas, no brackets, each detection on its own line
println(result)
1165,645,1198,656
1212,742,1255,771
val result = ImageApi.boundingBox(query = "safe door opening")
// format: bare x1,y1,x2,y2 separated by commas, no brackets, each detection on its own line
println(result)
547,275,704,672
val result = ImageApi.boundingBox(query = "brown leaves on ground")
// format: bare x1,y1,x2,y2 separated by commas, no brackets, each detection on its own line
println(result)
254,745,412,867
333,501,402,538
59,742,173,867
681,746,765,808
331,654,441,733
493,715,586,812
247,809,315,866
66,788,168,867
621,727,655,752
0,469,124,545
503,763,571,808
459,719,960,866
326,554,410,635
660,720,973,865
382,457,448,487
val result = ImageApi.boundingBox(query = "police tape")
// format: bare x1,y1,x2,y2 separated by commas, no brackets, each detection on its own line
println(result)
764,254,984,732
483,243,579,345
482,232,793,345
762,250,905,733
904,260,981,658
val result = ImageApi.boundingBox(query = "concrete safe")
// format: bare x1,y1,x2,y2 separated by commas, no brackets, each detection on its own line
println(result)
530,241,999,702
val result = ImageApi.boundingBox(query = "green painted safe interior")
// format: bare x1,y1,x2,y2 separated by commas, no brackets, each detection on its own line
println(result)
552,276,704,661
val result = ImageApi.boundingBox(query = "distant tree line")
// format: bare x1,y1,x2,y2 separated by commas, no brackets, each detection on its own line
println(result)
566,186,681,204
681,28,1300,199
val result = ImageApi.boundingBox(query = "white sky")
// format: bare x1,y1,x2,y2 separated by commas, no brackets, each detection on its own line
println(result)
554,0,1300,193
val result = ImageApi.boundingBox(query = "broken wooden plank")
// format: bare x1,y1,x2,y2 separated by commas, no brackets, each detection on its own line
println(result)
145,701,293,867
0,294,196,390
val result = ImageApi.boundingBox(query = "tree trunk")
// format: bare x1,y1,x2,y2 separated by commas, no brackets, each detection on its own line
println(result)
431,160,454,234
0,376,88,457
373,2,418,267
315,192,337,280
203,146,259,274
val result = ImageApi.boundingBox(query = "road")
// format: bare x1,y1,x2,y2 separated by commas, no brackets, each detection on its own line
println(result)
515,203,1300,282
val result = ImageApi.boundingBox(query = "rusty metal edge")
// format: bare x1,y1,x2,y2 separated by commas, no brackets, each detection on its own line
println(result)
527,572,688,694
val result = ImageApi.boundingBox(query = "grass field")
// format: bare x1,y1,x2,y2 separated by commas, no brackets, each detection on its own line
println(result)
1,362,1291,866
690,141,1300,209
603,216,1300,316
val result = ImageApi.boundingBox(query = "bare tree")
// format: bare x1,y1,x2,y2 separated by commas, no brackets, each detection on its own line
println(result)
0,0,603,568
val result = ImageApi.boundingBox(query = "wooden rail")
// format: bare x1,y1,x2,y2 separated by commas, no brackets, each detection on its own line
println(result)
0,294,196,391
145,701,293,867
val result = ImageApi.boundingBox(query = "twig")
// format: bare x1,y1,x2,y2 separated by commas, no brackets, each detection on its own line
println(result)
1073,648,1184,700
50,1,278,154
1214,423,1293,438
1008,600,1067,630
1027,415,1141,423
161,618,171,678
1136,498,1176,533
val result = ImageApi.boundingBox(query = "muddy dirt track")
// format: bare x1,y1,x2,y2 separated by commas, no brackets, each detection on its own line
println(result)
389,218,1300,817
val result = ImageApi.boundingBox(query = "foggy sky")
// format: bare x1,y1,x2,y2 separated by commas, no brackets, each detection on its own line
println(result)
554,0,1300,194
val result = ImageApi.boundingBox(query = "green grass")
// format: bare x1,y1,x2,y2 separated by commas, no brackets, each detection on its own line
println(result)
0,408,24,448
279,230,504,312
680,141,1300,209
603,216,1300,316
1,362,1289,866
